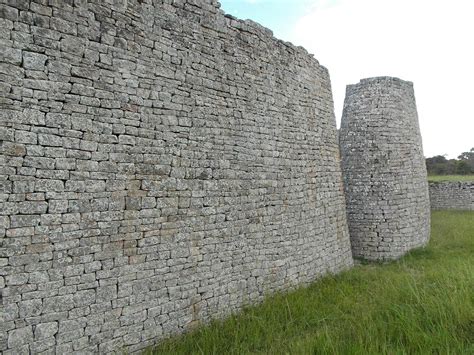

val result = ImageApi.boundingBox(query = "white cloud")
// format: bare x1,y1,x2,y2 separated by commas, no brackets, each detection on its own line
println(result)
289,0,474,158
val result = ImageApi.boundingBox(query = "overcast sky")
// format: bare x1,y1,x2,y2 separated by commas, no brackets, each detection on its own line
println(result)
220,0,473,158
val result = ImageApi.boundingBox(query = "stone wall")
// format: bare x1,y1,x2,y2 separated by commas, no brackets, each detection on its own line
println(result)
339,77,430,260
0,0,353,353
429,181,474,210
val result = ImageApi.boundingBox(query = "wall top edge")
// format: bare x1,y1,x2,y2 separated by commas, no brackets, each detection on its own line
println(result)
347,76,414,89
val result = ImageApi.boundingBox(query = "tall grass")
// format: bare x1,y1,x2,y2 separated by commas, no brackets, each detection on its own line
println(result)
149,211,474,354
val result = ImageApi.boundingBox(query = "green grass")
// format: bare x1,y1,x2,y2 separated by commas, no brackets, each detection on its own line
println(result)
428,175,474,182
149,211,474,354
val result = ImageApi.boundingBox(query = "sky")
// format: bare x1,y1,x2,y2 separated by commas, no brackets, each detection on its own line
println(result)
220,0,473,158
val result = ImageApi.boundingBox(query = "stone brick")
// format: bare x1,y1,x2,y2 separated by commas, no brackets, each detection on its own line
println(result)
30,337,56,353
34,322,58,340
8,326,33,348
10,254,40,266
6,226,34,237
60,36,85,56
1,202,19,215
23,52,48,70
35,180,64,192
73,289,96,307
19,299,43,317
15,131,38,144
10,214,41,228
48,200,68,213
13,181,35,194
18,201,48,214
1,47,22,65
2,142,26,157
50,17,76,35
43,295,74,313
0,4,19,22
3,302,19,321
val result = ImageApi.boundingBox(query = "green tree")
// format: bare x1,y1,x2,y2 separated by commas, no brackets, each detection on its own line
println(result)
425,155,454,175
457,147,474,173
425,148,474,175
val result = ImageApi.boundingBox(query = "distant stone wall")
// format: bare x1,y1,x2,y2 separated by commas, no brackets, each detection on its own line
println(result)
429,182,474,210
0,0,352,353
339,77,431,260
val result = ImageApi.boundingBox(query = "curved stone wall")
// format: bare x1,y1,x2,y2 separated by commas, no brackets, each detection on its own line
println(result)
429,181,474,210
339,77,430,260
0,0,352,353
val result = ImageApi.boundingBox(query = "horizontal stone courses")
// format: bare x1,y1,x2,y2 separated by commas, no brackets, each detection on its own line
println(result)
429,181,473,210
1,0,351,353
339,76,430,261
1,2,433,355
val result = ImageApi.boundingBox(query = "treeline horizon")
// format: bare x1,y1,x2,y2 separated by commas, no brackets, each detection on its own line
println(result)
425,147,474,175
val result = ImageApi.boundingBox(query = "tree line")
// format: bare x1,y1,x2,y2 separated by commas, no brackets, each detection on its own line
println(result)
425,148,474,175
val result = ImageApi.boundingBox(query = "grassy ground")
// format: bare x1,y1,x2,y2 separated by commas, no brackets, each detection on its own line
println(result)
149,211,474,354
428,175,474,182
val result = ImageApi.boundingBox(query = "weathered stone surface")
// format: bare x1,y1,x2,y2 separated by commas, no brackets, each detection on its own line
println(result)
1,1,353,353
23,51,48,70
19,299,43,317
34,322,59,340
1,47,22,65
429,181,473,210
2,142,26,156
339,77,431,260
18,201,48,214
8,326,33,349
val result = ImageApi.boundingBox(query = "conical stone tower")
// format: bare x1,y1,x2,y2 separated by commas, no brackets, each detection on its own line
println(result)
339,77,430,260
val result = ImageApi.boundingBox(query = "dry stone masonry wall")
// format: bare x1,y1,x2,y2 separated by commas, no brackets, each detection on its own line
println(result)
0,0,353,353
429,182,474,210
339,77,430,261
